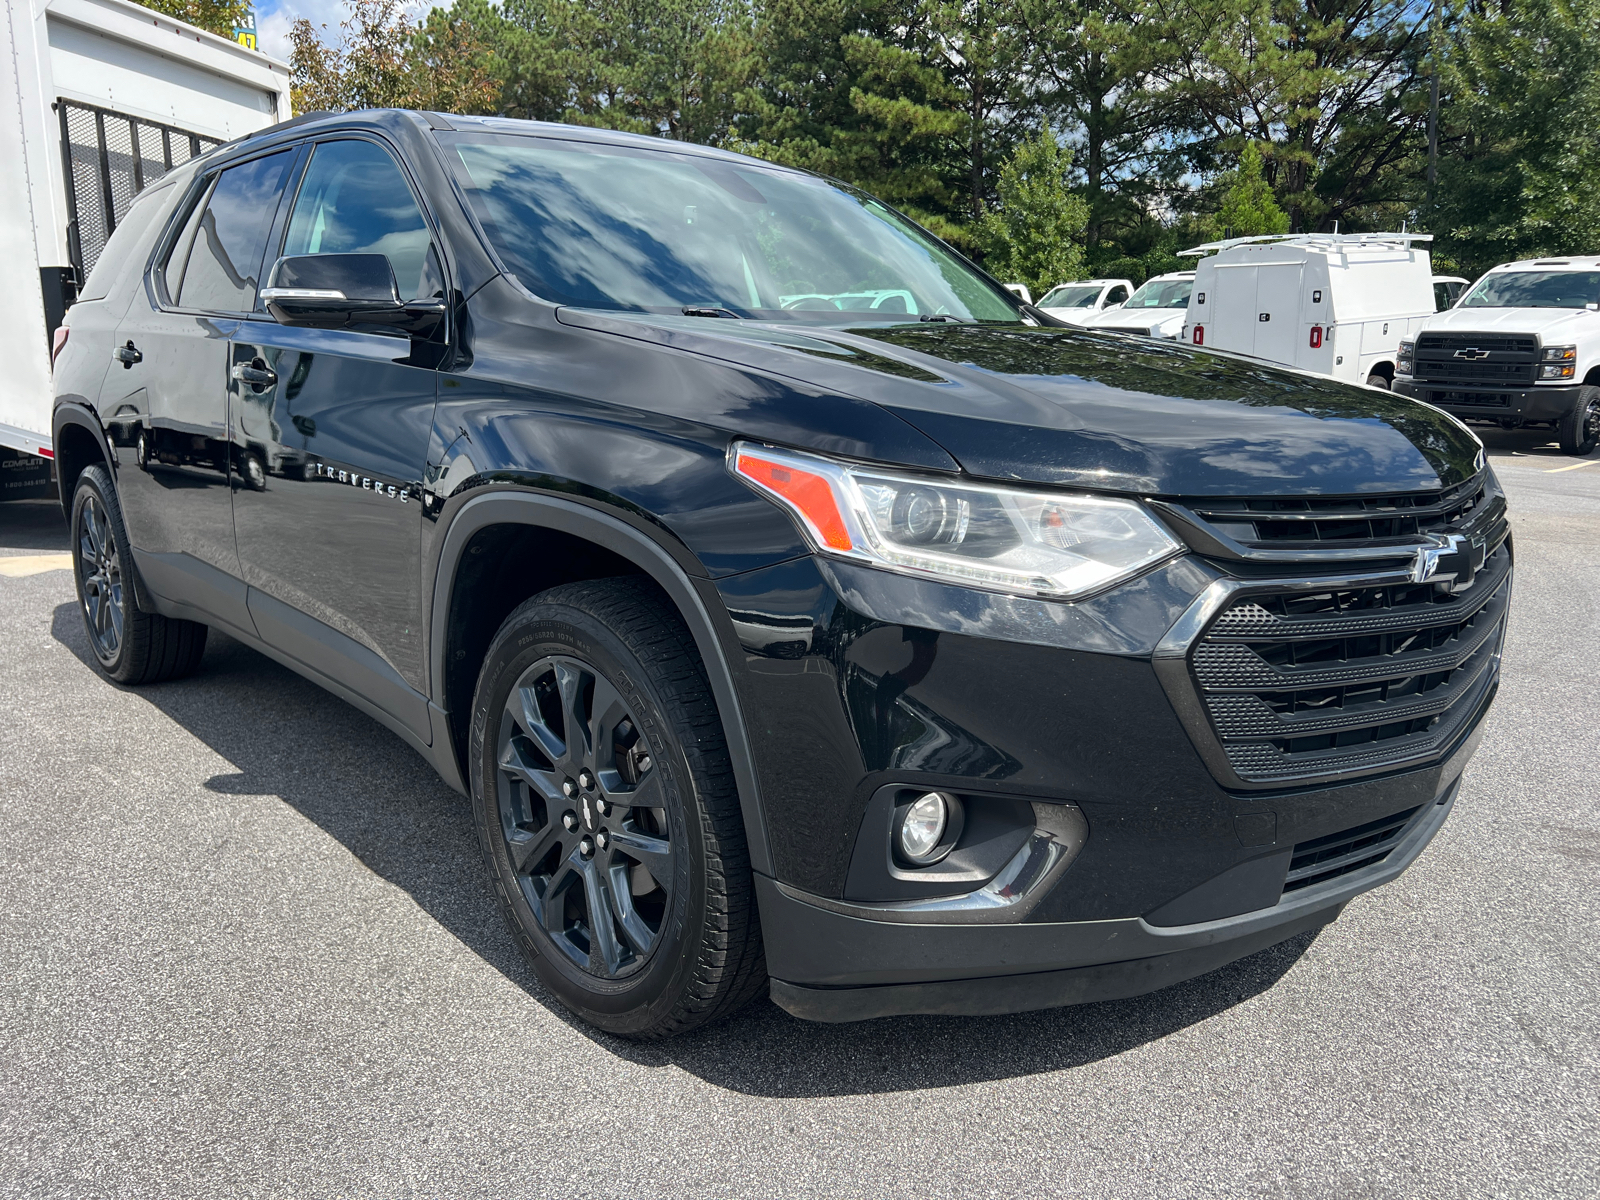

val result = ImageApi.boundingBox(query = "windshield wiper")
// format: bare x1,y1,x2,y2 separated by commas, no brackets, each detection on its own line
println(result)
682,306,743,319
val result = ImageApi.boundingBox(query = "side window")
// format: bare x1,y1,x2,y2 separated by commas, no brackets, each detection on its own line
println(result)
1108,285,1129,304
281,140,434,300
169,150,296,313
78,182,175,303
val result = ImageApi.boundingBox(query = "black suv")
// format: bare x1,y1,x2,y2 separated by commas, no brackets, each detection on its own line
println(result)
52,110,1510,1037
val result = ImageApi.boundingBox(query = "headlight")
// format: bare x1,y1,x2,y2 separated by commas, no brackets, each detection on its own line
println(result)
731,442,1182,600
1397,339,1415,373
1540,345,1577,379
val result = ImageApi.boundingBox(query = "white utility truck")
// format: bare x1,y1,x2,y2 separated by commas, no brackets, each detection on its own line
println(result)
1180,233,1437,388
1036,278,1135,325
0,0,290,493
1393,257,1600,456
1080,271,1195,339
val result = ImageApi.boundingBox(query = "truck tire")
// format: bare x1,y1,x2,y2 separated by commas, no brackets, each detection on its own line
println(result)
1366,372,1391,389
1558,386,1600,456
70,465,208,684
468,577,766,1038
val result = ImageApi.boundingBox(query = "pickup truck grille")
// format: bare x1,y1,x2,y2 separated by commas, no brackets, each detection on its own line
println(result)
1184,474,1488,549
1413,333,1538,386
1188,542,1510,785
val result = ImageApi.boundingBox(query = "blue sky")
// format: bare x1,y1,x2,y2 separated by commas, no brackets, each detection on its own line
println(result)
257,0,434,61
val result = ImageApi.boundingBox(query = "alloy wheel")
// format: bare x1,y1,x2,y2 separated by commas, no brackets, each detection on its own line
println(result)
77,493,123,662
495,654,674,979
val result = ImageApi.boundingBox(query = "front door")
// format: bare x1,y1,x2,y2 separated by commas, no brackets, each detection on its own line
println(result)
229,137,441,712
108,148,297,629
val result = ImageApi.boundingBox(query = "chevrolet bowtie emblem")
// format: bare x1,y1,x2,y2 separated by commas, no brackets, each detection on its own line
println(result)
1412,533,1488,593
1453,347,1491,360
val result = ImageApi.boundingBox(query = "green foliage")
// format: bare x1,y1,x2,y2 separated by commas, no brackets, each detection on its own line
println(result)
975,127,1089,296
138,0,252,39
281,0,1600,280
1430,0,1600,275
1216,141,1290,237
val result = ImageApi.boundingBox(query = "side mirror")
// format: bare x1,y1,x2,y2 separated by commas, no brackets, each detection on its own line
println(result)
261,254,445,338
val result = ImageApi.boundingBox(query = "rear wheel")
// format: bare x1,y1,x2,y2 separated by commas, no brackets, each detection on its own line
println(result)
1558,385,1600,456
1366,372,1391,389
468,577,765,1037
70,465,207,684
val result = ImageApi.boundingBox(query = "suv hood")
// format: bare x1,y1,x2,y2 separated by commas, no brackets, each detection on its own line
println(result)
559,310,1483,496
1425,306,1600,337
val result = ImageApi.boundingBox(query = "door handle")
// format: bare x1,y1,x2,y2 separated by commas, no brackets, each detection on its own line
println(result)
231,361,278,388
114,340,142,368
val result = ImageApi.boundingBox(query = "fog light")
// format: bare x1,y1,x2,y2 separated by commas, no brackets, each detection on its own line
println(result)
898,792,950,863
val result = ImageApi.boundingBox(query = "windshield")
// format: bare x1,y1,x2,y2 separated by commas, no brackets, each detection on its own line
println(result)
440,132,1021,323
1038,284,1101,308
1123,278,1193,309
1460,270,1600,309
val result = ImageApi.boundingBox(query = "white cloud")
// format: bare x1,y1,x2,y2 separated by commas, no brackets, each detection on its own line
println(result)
255,0,354,61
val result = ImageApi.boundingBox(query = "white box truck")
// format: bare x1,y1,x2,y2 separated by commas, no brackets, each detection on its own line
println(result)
0,0,290,491
1179,233,1437,388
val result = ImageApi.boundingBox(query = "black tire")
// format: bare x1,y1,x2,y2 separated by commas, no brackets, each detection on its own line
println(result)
1558,385,1600,456
240,452,267,491
70,465,207,684
468,577,765,1037
1366,372,1391,390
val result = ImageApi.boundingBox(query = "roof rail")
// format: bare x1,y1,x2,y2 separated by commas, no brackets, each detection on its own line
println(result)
1179,232,1434,256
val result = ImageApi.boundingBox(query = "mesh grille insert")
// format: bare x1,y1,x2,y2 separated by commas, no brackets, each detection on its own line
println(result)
1189,544,1509,784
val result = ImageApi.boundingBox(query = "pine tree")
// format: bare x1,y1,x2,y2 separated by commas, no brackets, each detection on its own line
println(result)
1216,141,1290,236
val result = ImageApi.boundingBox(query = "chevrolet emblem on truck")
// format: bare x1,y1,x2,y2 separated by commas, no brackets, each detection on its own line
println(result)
1453,347,1492,360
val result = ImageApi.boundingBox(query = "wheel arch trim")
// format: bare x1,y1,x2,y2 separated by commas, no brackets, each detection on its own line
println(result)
52,402,159,615
428,491,773,875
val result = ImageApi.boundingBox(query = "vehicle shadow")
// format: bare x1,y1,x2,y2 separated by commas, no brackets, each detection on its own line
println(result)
51,602,1319,1098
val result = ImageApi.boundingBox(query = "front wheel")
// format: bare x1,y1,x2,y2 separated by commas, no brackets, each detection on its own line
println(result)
1366,372,1392,390
71,465,207,684
1558,385,1600,456
468,577,765,1037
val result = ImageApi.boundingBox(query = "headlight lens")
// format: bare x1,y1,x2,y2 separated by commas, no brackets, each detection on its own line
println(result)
732,442,1182,599
1397,339,1415,373
1542,345,1576,361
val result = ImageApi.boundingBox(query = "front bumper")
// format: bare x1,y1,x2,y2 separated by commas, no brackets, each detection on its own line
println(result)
768,776,1461,1021
1394,378,1581,420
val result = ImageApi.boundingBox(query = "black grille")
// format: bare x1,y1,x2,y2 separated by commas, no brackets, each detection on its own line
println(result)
1414,333,1538,386
1190,544,1509,784
1283,807,1421,893
1427,391,1511,408
1183,474,1488,549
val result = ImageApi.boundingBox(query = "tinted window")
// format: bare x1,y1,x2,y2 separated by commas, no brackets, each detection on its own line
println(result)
441,132,1020,323
78,182,175,302
1107,285,1130,304
282,140,433,300
172,151,295,312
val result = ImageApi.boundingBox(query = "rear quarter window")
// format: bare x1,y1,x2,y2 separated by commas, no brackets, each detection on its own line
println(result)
76,182,176,303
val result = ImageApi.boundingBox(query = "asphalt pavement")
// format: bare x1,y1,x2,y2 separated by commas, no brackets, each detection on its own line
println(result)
1,428,1596,1199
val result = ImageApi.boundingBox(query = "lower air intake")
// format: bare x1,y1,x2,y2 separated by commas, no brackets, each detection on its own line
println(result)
1283,807,1421,893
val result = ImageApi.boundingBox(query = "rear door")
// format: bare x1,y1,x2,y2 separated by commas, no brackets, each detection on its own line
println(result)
229,136,442,707
106,148,296,629
1208,265,1258,354
1252,263,1303,362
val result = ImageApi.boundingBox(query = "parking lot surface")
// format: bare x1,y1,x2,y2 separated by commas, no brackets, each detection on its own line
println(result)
1,430,1596,1199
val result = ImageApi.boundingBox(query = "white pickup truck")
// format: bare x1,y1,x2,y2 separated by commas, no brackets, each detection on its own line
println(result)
1035,279,1135,325
0,0,290,490
1392,258,1600,456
